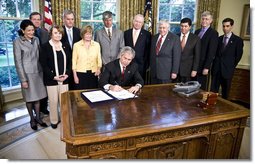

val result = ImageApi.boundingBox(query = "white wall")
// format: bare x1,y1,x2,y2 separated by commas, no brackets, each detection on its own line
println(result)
217,0,250,68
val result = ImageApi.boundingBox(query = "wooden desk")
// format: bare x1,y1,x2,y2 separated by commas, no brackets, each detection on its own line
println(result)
61,84,249,159
228,68,250,106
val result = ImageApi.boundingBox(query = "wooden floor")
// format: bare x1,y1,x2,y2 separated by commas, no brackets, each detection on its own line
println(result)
0,101,251,159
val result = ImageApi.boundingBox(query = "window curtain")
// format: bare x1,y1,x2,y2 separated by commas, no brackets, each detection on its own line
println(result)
196,0,221,29
119,0,145,31
40,0,81,28
120,0,158,35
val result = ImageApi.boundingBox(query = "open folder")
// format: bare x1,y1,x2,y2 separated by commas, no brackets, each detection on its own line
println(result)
81,89,137,104
81,90,115,104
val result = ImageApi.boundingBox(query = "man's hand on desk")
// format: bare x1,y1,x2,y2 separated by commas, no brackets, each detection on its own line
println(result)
109,85,124,92
127,85,140,94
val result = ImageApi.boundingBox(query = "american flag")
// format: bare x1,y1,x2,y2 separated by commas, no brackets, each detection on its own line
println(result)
144,0,152,33
44,0,53,31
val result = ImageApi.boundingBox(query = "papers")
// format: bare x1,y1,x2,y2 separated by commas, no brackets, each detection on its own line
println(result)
107,89,137,100
81,90,114,103
80,89,137,105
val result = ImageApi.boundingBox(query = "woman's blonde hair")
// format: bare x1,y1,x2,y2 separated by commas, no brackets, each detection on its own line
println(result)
80,25,93,38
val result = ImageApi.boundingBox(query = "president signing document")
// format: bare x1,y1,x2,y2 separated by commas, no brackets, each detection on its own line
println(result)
98,46,144,94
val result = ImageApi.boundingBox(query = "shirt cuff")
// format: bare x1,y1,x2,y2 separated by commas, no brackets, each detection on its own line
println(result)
135,84,142,89
104,84,111,90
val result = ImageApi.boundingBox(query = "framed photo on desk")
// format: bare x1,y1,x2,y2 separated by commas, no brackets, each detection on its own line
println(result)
240,4,250,40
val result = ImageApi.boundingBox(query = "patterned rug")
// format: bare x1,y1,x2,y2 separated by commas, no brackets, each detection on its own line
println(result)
0,115,51,150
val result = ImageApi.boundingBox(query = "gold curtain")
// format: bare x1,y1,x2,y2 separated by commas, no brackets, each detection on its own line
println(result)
196,0,221,29
119,0,145,31
119,0,158,34
151,0,158,35
40,0,81,28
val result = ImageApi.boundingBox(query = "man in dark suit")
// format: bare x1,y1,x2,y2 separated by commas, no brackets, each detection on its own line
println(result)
210,18,244,99
150,20,181,84
29,12,49,45
124,14,151,81
177,18,201,83
195,11,218,90
60,9,81,90
99,46,144,94
30,12,49,115
61,9,81,52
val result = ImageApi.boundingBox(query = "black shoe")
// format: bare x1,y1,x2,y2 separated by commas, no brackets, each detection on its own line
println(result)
51,123,58,129
30,121,38,130
35,118,48,127
41,109,49,115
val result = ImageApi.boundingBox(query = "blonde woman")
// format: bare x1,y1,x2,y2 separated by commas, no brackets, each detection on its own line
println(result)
40,25,72,129
72,25,102,89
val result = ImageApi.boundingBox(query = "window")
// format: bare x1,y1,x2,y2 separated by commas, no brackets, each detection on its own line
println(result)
0,0,33,90
158,0,197,34
80,0,117,32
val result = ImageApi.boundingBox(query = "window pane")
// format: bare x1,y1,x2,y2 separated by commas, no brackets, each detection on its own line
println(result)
159,0,197,33
0,66,11,88
17,0,32,18
10,65,20,87
0,20,5,42
5,20,20,42
93,2,116,21
158,5,170,20
183,4,196,21
7,43,14,66
170,24,180,34
0,44,8,67
170,5,182,22
81,1,92,20
0,0,31,17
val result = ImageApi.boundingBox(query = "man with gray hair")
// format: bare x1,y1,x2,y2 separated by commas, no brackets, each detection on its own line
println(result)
124,14,151,81
150,19,181,84
61,9,81,90
195,11,218,91
99,46,144,94
61,9,81,52
95,11,125,65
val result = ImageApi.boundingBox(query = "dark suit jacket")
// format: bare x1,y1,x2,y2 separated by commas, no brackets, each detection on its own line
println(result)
150,32,181,80
211,33,243,79
98,59,144,88
61,26,81,52
195,27,218,73
177,33,201,77
38,28,49,45
39,42,72,86
124,28,151,76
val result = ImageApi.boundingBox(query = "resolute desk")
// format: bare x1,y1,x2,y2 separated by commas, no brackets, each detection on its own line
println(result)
61,84,249,159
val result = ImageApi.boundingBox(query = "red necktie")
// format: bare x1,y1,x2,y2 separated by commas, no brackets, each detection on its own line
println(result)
156,35,163,55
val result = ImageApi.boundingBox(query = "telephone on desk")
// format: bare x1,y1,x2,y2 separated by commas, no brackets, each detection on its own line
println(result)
173,81,201,97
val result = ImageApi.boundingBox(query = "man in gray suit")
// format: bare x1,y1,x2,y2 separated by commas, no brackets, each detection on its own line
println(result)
150,20,181,84
95,11,125,65
29,12,49,45
177,18,201,83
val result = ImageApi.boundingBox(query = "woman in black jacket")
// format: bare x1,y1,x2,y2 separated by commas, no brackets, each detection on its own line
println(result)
40,25,72,129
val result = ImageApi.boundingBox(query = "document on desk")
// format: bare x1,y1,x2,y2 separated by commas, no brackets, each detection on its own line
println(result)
81,90,114,103
107,89,137,100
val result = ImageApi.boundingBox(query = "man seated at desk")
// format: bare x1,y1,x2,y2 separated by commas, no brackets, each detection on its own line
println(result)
98,46,144,94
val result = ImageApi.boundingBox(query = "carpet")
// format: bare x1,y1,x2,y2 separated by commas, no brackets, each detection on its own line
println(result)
0,115,50,150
